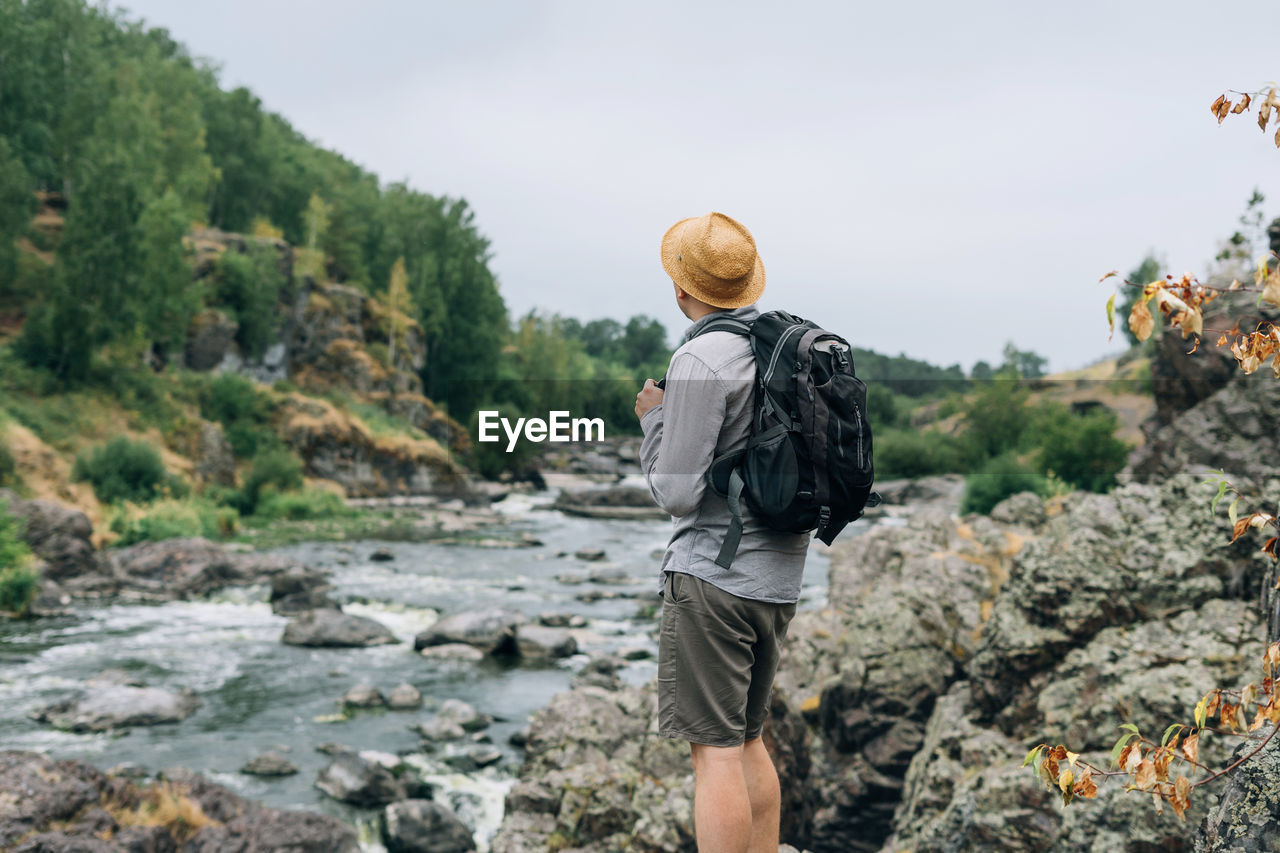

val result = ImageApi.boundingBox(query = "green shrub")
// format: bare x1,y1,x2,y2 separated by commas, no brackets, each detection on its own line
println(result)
199,374,277,458
960,453,1047,515
72,436,177,504
254,488,351,521
108,498,238,546
960,380,1033,461
234,448,305,515
1032,404,1130,493
0,500,37,616
866,385,910,431
874,429,969,479
0,437,16,487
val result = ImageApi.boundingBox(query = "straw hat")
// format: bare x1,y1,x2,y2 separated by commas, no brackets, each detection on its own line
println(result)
660,212,765,309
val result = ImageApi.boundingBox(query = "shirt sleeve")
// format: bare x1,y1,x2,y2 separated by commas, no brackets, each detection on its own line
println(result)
638,351,727,518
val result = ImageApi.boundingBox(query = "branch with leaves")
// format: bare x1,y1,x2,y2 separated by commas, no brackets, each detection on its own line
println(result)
1024,642,1280,818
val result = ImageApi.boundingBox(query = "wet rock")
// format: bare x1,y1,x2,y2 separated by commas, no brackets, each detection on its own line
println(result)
417,717,467,743
537,612,584,628
269,566,336,615
371,547,395,562
315,751,408,807
282,608,396,647
508,727,530,748
185,806,359,852
419,643,485,662
618,646,653,661
515,625,578,661
444,746,503,772
383,799,476,853
587,567,630,584
387,682,423,710
340,683,386,709
110,537,299,602
866,474,965,515
240,752,299,777
30,672,200,732
573,547,607,562
571,656,625,691
552,486,665,520
437,699,491,732
413,608,526,656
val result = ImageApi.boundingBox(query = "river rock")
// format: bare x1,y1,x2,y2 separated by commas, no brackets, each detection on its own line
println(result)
341,683,386,708
282,608,397,647
371,547,395,562
413,608,526,656
417,717,467,743
437,699,491,732
537,612,585,628
444,746,502,772
574,547,607,562
30,672,201,732
865,474,965,515
387,682,423,710
988,490,1048,528
109,537,298,601
419,643,485,661
552,485,666,520
240,752,299,777
315,751,410,807
384,799,476,853
515,625,578,661
269,565,337,615
0,489,104,584
0,751,357,852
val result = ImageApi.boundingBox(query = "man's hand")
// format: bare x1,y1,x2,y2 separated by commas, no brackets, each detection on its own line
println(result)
635,378,664,420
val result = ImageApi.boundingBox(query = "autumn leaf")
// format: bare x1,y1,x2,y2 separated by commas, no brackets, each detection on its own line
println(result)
1153,748,1172,781
1098,270,1119,283
1220,701,1239,731
1219,97,1233,123
1171,775,1191,821
1129,298,1155,342
1263,269,1280,309
1182,306,1204,338
1194,693,1211,728
1232,93,1251,114
1264,536,1278,560
1134,758,1157,791
1211,94,1227,120
1207,691,1222,721
1182,731,1200,765
1260,90,1274,129
1059,768,1075,804
1112,732,1138,767
1124,743,1143,774
1106,293,1116,341
1073,766,1098,799
1232,516,1252,542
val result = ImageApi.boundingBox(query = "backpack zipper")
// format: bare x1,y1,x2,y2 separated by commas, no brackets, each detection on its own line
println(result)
854,403,864,468
763,324,805,388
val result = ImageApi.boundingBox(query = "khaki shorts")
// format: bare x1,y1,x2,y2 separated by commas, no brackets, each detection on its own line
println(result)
657,570,797,747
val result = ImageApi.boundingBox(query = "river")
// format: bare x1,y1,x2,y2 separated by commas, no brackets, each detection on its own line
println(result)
0,487,835,850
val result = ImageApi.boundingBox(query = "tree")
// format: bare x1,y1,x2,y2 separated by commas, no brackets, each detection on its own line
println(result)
385,256,414,369
1034,84,1280,820
1000,341,1047,379
0,137,34,290
135,188,197,361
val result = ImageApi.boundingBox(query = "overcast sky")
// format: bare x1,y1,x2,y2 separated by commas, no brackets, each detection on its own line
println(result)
116,0,1278,373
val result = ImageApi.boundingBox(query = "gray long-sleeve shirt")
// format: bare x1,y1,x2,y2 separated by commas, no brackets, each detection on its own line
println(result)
638,304,809,604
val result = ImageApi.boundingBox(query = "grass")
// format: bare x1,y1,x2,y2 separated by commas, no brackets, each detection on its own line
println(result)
108,781,218,843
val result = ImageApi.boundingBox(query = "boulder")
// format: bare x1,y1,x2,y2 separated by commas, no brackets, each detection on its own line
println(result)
383,799,476,853
437,699,491,732
387,682,423,710
416,717,467,743
1196,724,1280,853
110,537,299,601
282,609,397,648
413,608,526,656
269,565,337,615
419,643,485,662
185,807,358,852
30,672,200,732
340,683,386,709
552,486,666,520
573,547,607,562
491,683,811,853
239,752,299,777
185,308,239,371
315,751,411,807
0,751,107,846
0,489,103,583
515,625,578,661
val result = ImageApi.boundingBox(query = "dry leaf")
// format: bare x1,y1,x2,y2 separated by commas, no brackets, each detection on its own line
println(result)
1129,299,1155,342
1263,270,1280,308
1260,90,1275,129
1099,270,1119,283
1171,775,1191,821
1073,766,1098,799
1207,691,1222,721
1232,93,1251,114
1212,94,1227,120
1181,731,1199,765
1135,758,1157,791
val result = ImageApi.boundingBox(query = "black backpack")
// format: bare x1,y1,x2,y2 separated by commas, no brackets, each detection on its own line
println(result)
682,310,880,568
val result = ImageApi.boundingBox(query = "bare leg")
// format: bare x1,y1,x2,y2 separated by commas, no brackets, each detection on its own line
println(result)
690,742,751,853
742,736,781,853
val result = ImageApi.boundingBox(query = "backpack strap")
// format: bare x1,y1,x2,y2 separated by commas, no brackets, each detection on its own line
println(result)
689,316,752,339
715,467,746,569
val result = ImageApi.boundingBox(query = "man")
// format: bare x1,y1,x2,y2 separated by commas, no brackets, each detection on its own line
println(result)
635,211,809,853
